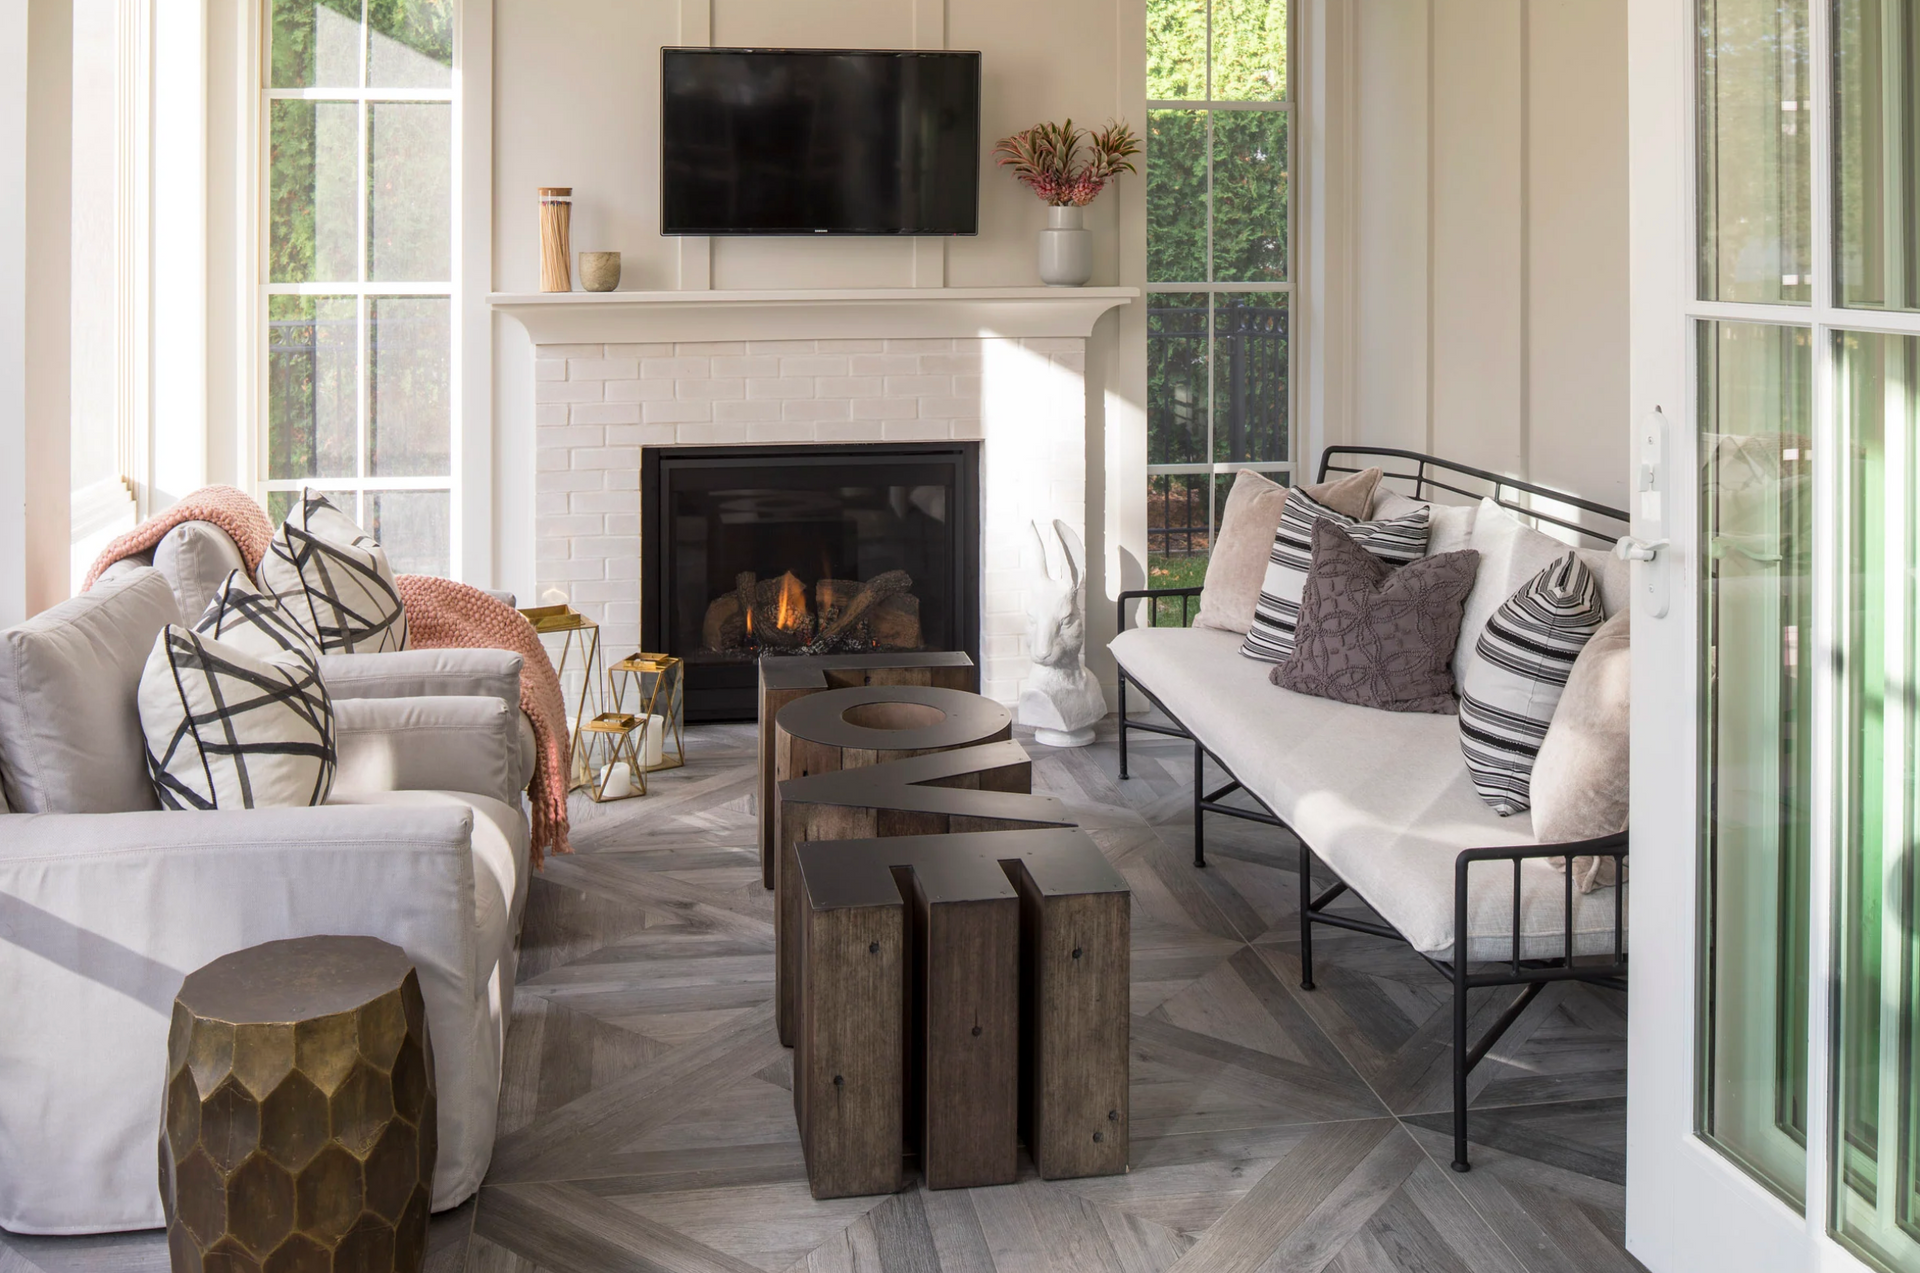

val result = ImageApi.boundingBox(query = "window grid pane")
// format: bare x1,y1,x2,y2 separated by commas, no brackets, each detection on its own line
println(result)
1696,0,1811,303
1695,318,1814,1212
263,0,454,576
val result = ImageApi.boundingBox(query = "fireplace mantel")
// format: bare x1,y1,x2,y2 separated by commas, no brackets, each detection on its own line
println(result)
488,286,1138,345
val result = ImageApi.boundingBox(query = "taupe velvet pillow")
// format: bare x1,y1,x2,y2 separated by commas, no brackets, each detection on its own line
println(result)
1537,608,1630,890
1194,467,1383,634
1272,520,1479,714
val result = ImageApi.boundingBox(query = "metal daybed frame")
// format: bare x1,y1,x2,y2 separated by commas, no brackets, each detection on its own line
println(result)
1114,446,1630,1172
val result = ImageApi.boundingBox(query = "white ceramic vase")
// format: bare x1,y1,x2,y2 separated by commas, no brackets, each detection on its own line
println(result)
1037,205,1093,287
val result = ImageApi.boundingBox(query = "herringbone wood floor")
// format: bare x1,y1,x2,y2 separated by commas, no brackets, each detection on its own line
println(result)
0,718,1643,1273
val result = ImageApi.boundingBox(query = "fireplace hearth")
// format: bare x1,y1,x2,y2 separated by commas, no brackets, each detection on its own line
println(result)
643,443,981,720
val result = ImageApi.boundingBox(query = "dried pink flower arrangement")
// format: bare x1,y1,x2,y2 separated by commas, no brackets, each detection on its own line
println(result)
992,119,1143,207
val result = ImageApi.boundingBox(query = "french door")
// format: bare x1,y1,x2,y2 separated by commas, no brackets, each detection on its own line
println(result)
1629,0,1920,1270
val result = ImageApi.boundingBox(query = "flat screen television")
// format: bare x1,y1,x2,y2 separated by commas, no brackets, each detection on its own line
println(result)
660,47,981,236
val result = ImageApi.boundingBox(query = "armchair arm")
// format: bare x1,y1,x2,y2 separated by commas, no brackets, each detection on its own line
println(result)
320,647,524,713
332,694,518,807
0,804,485,1231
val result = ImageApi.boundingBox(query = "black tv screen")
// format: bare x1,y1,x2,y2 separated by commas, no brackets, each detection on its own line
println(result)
661,48,981,236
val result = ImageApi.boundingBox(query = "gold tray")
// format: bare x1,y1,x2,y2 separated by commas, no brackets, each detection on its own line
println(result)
583,711,642,734
518,604,590,633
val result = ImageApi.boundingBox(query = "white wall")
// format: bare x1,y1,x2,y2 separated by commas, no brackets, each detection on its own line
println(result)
1318,0,1630,513
489,0,1148,687
2,0,74,624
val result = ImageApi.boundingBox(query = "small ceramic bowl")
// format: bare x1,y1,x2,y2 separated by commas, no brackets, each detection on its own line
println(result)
579,251,621,292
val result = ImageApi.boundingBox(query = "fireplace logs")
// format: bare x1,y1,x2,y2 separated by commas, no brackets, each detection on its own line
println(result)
701,570,924,657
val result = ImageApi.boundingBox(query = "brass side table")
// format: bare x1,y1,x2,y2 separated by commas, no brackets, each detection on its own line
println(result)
161,935,436,1273
519,604,604,791
609,652,686,772
577,711,649,801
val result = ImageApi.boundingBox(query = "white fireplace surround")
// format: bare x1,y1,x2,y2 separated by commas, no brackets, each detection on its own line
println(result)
491,287,1137,707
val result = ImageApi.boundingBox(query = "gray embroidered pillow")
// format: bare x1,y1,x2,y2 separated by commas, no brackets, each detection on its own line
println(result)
1272,519,1479,714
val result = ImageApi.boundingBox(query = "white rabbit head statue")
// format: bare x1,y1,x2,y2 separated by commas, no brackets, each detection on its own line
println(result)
1027,519,1087,671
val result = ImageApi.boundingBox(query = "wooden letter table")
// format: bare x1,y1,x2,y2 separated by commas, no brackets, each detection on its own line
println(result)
770,678,1129,1199
757,651,976,889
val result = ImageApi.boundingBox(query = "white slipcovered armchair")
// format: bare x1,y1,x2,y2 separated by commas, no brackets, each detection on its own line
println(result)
0,568,532,1234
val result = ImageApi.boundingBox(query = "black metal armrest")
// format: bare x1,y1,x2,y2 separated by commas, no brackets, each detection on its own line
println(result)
1117,586,1205,632
1453,832,1629,978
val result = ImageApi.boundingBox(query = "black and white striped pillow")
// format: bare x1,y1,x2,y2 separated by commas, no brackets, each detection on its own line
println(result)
138,573,336,810
1241,488,1431,662
1458,553,1604,815
260,490,408,654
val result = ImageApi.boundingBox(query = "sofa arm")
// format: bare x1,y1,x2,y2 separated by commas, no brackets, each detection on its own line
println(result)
332,694,518,807
320,647,523,713
0,803,485,1232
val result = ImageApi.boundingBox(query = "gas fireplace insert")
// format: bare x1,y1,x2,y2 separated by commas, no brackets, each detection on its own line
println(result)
641,442,981,721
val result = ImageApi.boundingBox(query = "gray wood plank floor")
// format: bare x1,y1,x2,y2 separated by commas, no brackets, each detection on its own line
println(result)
0,717,1644,1273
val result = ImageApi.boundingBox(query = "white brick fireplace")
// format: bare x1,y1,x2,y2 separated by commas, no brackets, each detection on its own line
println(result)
491,288,1136,707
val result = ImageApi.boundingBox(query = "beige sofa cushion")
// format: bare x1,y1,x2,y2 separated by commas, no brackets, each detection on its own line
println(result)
152,521,251,623
1193,467,1382,634
0,569,181,813
1111,623,1625,960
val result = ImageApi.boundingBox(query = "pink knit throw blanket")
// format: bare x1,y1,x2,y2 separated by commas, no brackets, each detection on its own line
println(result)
82,485,274,593
397,575,572,867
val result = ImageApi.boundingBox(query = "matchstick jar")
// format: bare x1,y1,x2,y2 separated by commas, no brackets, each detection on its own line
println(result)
539,187,572,292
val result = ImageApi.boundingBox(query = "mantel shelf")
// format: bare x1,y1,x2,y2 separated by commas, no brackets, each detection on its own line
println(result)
487,286,1139,345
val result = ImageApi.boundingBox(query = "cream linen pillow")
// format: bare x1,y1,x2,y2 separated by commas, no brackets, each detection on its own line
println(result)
1192,467,1382,633
1371,490,1478,555
1537,609,1630,891
1452,498,1572,688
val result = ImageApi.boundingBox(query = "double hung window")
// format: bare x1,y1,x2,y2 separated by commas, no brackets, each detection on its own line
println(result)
262,0,456,575
1145,0,1291,592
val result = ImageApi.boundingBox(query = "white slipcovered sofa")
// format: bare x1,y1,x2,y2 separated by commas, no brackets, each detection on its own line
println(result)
1109,447,1631,1173
96,516,540,795
0,568,532,1234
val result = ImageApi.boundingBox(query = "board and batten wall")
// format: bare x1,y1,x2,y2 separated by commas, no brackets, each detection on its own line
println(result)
1317,0,1630,515
488,0,1151,693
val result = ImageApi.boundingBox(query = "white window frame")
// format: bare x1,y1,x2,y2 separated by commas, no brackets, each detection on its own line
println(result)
248,0,490,583
1146,0,1296,551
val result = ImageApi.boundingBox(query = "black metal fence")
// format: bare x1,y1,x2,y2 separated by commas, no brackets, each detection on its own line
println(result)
1147,300,1289,557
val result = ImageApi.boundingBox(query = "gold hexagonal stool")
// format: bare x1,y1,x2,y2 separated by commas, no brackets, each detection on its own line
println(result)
161,935,437,1273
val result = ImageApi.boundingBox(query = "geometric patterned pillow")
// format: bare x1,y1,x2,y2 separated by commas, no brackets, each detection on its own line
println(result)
258,490,408,654
1240,486,1430,663
1458,552,1604,815
137,582,336,809
194,569,322,665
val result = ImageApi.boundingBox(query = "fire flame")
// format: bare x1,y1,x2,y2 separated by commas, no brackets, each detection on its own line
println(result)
774,572,805,631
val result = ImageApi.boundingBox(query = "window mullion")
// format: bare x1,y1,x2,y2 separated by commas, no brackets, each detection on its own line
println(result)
1204,0,1217,539
356,13,370,513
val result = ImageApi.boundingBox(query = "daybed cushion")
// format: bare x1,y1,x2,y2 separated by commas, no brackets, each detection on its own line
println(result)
0,568,181,814
1112,623,1625,961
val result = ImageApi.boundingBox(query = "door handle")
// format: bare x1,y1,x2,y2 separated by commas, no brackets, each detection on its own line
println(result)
1615,536,1670,563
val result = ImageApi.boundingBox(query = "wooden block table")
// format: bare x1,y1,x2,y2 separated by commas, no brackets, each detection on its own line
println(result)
771,683,1070,1044
768,678,1130,1199
794,828,1130,1197
757,651,975,889
160,935,437,1273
